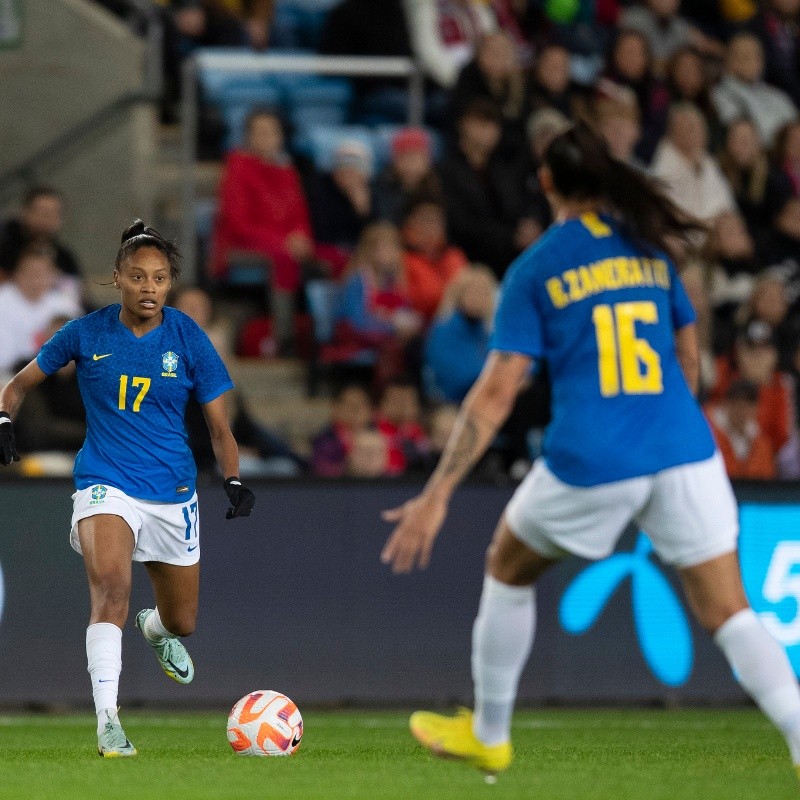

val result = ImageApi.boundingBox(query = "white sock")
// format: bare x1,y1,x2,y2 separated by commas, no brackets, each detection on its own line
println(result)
141,608,175,644
715,608,800,763
471,575,535,746
86,623,122,733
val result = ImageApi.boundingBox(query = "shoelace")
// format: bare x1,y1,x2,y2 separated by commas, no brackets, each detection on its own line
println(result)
101,720,129,749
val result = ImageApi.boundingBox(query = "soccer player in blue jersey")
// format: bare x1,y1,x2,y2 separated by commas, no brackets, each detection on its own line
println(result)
381,124,800,777
0,221,255,757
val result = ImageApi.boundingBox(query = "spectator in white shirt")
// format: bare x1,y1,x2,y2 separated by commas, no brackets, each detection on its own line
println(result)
0,244,82,375
403,0,496,89
713,32,798,146
651,102,736,221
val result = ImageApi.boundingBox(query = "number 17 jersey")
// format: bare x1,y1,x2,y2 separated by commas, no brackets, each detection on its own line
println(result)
490,213,715,487
37,304,234,502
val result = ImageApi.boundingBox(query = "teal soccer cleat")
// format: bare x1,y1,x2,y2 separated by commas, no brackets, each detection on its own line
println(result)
135,609,194,685
97,710,137,758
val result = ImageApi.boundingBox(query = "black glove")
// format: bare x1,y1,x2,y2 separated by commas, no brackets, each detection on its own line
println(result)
224,476,255,519
0,413,19,466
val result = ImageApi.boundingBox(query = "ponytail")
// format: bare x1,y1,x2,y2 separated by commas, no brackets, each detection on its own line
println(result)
544,122,706,254
115,219,182,279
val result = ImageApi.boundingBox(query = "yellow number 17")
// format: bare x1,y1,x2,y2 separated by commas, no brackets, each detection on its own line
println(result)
592,302,663,397
118,375,151,412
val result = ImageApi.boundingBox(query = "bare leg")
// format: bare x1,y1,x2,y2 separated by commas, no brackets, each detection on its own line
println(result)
144,561,200,637
78,515,134,726
680,550,800,767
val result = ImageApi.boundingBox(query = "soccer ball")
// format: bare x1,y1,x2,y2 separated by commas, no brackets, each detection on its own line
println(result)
227,690,303,756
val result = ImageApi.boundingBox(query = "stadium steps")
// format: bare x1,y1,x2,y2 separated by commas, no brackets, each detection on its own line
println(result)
226,358,330,454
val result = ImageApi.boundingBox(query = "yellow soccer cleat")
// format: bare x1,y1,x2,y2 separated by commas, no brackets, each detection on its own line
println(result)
409,708,512,774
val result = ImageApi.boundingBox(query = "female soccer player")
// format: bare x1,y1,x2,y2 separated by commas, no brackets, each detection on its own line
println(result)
0,221,255,757
381,123,800,777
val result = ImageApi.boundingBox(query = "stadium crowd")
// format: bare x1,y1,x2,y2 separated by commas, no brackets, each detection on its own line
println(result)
4,0,800,481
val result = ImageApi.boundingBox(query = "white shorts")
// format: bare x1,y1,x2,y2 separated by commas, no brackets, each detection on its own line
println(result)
70,485,200,567
505,452,738,568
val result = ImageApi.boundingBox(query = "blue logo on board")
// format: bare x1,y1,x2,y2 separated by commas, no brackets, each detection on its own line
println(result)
560,534,693,686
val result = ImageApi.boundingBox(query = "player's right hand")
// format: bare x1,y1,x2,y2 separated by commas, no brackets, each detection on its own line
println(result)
380,492,449,573
0,413,19,465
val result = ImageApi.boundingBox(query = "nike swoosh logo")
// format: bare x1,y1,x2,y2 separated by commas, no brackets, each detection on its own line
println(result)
187,545,198,552
98,679,114,683
166,658,190,679
291,733,302,747
93,353,112,361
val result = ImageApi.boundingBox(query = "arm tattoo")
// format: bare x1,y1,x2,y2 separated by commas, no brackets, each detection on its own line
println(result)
440,415,479,478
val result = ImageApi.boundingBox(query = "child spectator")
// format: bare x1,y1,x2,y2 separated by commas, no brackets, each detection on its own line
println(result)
401,197,468,322
423,264,496,403
334,222,423,384
599,27,669,161
374,128,442,225
312,383,374,477
707,379,777,479
651,103,736,222
713,32,798,147
774,120,800,197
438,98,531,277
0,244,82,375
346,429,390,478
718,117,793,240
310,140,376,251
376,379,430,475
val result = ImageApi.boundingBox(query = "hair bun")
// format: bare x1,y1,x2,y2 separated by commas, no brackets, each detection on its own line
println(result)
121,219,147,244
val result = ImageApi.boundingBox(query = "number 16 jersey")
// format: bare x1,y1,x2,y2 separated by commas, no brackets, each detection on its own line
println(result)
37,304,234,502
490,213,715,487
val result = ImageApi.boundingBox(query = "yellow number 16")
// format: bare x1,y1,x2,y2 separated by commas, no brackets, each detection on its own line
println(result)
592,302,663,397
118,375,151,412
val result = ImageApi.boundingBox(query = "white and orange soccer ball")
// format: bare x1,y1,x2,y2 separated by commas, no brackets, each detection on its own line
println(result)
227,690,303,756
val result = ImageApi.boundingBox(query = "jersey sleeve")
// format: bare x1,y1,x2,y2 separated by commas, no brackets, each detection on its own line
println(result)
669,260,697,330
189,326,235,404
489,257,544,358
36,319,80,375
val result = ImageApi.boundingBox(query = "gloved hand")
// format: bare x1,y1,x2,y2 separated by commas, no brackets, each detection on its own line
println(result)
223,476,255,519
0,413,19,466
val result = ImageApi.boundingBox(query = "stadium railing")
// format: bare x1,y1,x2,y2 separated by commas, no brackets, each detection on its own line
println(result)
180,50,426,281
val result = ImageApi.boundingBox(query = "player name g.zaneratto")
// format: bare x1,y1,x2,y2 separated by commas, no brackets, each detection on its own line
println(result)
546,257,672,309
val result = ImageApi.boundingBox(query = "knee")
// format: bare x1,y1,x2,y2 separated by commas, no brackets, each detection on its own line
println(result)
90,574,130,623
485,542,533,586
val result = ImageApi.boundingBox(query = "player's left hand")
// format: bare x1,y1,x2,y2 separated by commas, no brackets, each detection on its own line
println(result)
380,492,449,573
0,413,19,466
223,477,255,519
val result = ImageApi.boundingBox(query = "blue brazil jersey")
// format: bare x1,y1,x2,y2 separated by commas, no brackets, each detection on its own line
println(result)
490,213,715,487
37,305,234,502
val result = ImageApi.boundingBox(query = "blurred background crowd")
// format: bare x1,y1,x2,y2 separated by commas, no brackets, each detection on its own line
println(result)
4,0,800,482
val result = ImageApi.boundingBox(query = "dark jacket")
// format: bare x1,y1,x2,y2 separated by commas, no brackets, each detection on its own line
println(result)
0,218,81,276
437,148,526,276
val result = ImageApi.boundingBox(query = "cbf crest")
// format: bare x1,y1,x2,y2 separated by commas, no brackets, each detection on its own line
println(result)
161,351,179,378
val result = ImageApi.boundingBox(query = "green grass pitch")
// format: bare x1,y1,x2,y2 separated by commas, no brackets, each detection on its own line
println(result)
0,709,795,799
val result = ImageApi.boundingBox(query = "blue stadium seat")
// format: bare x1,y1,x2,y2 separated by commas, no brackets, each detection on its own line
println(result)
305,278,341,345
292,125,376,173
286,77,353,130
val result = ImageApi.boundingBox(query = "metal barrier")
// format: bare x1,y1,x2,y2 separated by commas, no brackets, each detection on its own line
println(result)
180,52,426,281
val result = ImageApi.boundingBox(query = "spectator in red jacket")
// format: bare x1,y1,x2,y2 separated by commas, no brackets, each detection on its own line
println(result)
401,196,468,321
376,379,430,475
211,108,338,293
707,379,777,479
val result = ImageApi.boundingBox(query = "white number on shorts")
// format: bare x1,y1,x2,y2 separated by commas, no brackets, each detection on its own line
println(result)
759,542,800,646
